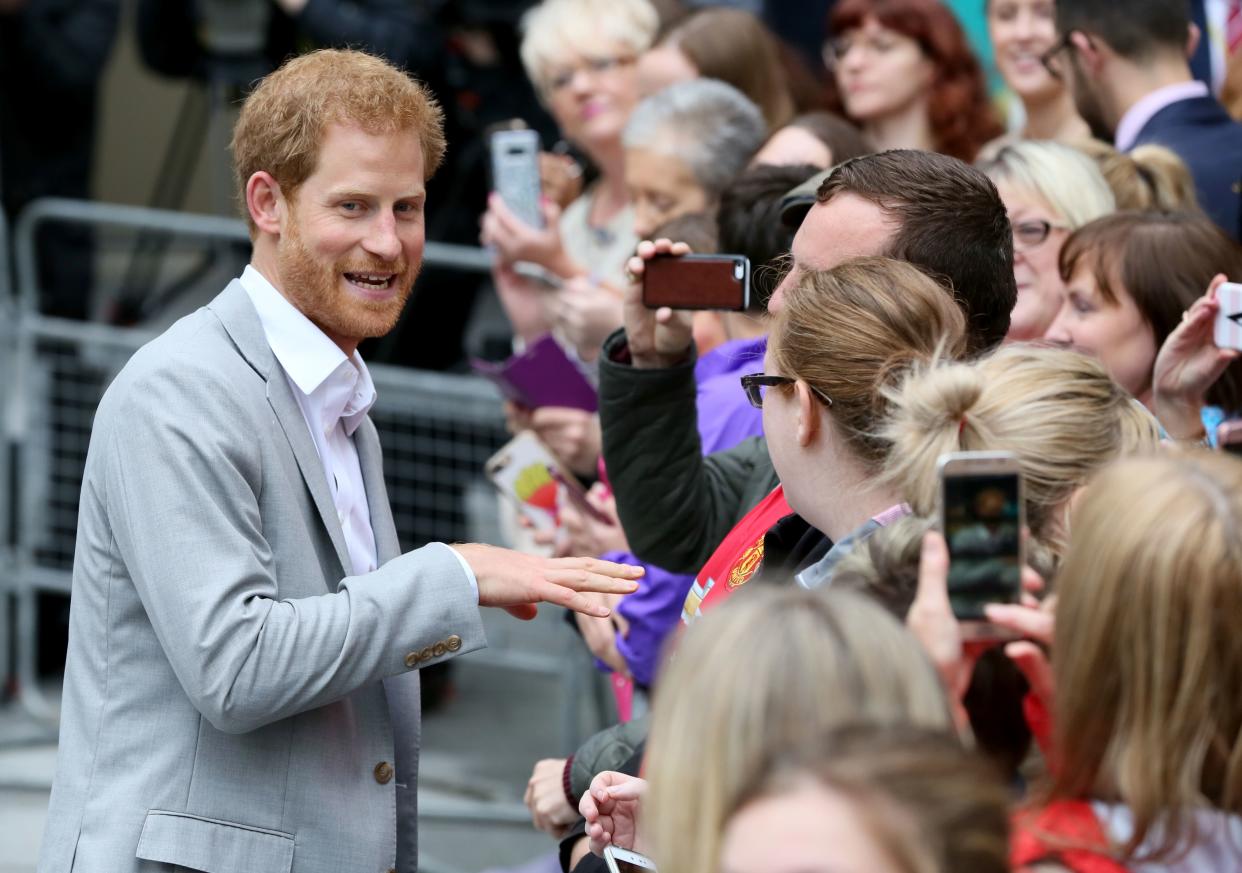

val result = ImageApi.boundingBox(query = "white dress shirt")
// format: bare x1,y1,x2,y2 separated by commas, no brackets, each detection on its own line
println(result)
240,266,478,595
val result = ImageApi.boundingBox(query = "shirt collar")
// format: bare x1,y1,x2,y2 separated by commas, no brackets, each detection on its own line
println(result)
1114,80,1210,151
239,265,377,435
795,503,911,590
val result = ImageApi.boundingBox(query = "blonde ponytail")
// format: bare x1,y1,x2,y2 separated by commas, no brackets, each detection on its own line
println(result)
880,345,1162,553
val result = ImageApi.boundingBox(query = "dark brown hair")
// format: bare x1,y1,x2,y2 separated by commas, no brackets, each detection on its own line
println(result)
664,7,795,129
784,110,874,167
828,0,1002,162
716,163,820,312
1056,0,1191,60
1060,211,1242,414
819,150,1016,354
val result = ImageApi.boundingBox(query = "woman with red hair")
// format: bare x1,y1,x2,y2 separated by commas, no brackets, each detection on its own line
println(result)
825,0,1001,162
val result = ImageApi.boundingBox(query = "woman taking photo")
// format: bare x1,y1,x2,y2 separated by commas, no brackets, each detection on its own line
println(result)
1044,210,1242,433
825,0,1001,161
481,0,657,288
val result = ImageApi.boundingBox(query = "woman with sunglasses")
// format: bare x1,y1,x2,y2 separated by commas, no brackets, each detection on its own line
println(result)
681,256,967,623
977,140,1115,341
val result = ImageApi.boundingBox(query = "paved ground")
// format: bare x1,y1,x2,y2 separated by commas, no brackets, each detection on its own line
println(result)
0,606,613,873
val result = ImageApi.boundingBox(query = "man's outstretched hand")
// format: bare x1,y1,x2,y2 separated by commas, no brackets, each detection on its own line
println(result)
451,543,643,620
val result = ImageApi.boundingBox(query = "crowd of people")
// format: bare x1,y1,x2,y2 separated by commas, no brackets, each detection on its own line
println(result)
474,1,1242,872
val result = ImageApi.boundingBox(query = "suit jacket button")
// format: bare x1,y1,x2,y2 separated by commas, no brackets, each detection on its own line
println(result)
419,645,434,662
374,761,394,784
404,652,419,669
446,635,462,652
432,642,447,658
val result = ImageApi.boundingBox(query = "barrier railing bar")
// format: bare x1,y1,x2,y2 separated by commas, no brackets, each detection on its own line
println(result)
13,197,493,315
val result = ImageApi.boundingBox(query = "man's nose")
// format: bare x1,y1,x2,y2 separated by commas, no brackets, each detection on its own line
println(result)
363,213,402,262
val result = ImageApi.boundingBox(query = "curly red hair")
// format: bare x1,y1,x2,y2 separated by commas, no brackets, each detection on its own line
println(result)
827,0,1001,162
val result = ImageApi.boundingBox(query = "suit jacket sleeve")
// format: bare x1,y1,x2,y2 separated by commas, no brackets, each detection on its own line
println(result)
101,356,486,735
599,329,763,574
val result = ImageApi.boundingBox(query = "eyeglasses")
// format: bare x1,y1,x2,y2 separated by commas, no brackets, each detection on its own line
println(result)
546,55,635,94
741,373,834,410
1039,30,1077,80
1011,218,1069,251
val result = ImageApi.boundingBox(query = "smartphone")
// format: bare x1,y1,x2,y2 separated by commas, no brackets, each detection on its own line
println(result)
1213,282,1242,352
1217,420,1242,456
642,254,751,311
484,431,580,532
604,846,658,873
938,452,1024,631
490,129,544,229
548,467,615,527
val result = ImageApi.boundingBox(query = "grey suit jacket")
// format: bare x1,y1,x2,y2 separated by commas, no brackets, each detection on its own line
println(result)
38,280,487,873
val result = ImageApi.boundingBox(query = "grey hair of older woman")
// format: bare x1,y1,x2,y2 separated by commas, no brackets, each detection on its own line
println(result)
623,79,767,195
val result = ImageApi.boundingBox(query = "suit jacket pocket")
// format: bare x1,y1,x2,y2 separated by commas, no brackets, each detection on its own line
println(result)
135,809,294,873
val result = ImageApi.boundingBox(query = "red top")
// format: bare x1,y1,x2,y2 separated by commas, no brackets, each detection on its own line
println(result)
680,486,792,625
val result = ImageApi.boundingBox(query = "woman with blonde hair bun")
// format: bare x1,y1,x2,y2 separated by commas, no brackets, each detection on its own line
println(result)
880,344,1161,553
578,587,954,873
1071,139,1200,213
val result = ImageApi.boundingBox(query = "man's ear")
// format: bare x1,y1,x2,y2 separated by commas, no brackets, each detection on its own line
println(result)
245,171,285,236
795,381,820,447
1186,22,1201,62
1069,30,1104,76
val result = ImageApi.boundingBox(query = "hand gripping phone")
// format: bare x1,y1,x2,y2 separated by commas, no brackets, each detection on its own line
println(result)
490,128,544,229
1213,282,1242,352
938,451,1024,635
603,845,658,873
642,253,751,311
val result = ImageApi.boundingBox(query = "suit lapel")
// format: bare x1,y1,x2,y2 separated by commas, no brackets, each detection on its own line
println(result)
209,279,354,580
355,417,401,565
267,374,355,579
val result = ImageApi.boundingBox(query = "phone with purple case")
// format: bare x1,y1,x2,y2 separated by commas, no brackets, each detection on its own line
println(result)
471,334,598,412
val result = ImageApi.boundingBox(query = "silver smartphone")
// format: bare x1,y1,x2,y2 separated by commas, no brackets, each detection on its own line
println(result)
490,128,544,229
604,845,658,873
938,451,1024,634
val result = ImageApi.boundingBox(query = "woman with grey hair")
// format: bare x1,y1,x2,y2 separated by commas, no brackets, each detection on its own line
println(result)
976,140,1115,341
623,78,767,239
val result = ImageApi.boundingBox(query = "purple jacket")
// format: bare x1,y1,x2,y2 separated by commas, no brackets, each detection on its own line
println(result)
601,335,766,686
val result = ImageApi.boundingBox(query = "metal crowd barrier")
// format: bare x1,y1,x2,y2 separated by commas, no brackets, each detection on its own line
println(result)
6,199,607,852
1,206,13,695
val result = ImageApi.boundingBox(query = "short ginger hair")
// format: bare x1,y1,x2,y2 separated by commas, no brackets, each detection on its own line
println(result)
231,49,446,230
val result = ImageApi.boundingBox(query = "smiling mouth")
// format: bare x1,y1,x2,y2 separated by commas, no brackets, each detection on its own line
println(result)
343,272,397,292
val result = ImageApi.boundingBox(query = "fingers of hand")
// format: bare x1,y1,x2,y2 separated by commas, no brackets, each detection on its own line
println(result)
983,602,1053,644
916,531,951,604
553,556,644,579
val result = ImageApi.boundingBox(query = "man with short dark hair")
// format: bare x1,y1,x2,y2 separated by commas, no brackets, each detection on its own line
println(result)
598,149,1016,576
1051,0,1242,240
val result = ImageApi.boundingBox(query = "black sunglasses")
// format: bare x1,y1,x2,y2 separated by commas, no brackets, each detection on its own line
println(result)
741,373,834,410
1039,30,1077,80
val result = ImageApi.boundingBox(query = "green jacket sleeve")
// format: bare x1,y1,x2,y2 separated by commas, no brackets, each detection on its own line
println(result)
598,329,775,574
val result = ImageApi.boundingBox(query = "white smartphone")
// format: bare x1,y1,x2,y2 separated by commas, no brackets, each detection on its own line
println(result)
604,845,659,873
938,451,1024,638
484,431,578,533
1213,282,1242,352
490,128,544,229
